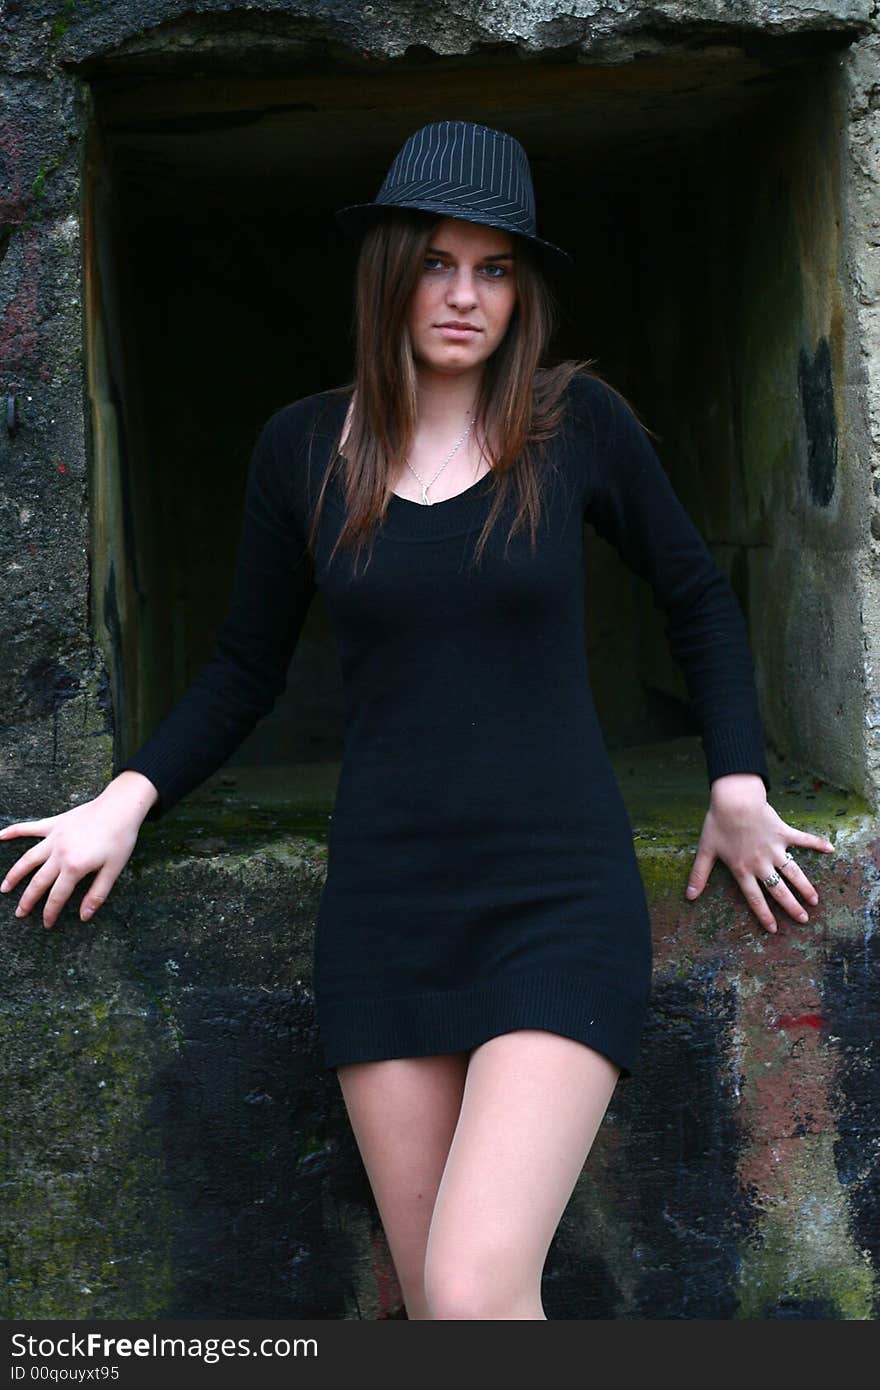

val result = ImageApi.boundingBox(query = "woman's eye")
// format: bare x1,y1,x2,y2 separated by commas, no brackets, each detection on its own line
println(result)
422,258,507,277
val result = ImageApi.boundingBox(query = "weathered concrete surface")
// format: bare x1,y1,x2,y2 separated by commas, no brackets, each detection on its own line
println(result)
2,0,880,1321
1,2,874,73
846,35,880,800
2,741,878,1318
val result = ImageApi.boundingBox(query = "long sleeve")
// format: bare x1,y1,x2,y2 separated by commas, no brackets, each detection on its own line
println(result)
574,375,771,794
119,408,317,821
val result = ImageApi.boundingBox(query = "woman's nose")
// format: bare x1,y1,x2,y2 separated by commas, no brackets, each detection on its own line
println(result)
446,269,478,308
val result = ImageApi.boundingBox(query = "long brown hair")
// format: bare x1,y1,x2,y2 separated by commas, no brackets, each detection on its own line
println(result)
304,209,638,573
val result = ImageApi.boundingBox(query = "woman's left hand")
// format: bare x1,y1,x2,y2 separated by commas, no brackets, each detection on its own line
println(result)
684,772,836,934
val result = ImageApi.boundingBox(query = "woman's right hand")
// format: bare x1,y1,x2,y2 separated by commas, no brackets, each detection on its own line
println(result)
0,772,158,928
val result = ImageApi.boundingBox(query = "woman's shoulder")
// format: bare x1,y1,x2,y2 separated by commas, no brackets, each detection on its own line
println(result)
554,369,653,464
556,366,623,425
250,387,352,520
530,362,621,439
263,384,353,446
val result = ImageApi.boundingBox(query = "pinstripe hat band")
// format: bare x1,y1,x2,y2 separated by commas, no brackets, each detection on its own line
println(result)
335,120,573,271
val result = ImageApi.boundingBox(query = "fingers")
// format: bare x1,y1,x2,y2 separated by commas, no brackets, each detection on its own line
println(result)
778,855,819,907
42,869,90,930
685,844,717,901
735,872,780,933
785,825,835,854
2,810,131,929
758,867,811,925
0,819,55,840
5,854,122,927
732,854,825,935
1,842,51,897
11,860,69,925
685,813,836,934
772,827,835,908
79,865,119,923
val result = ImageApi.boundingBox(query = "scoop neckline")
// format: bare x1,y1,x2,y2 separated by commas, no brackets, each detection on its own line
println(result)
321,388,500,540
388,469,494,509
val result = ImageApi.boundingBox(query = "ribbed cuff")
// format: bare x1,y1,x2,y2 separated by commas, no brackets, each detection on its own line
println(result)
702,721,771,794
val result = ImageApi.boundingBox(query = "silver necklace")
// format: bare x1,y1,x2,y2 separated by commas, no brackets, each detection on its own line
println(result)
404,414,474,505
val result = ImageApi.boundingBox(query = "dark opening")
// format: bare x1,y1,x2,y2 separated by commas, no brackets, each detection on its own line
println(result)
84,41,847,813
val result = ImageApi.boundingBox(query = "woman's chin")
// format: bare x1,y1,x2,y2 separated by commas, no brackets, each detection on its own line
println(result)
415,347,489,376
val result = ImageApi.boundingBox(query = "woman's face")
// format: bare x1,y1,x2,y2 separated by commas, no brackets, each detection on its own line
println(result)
406,217,518,377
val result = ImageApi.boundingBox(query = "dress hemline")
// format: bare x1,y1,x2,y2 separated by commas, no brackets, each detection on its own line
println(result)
316,968,650,1082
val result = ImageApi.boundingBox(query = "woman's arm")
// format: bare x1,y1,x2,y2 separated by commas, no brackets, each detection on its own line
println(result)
118,407,317,822
0,413,318,929
575,376,834,931
580,378,770,793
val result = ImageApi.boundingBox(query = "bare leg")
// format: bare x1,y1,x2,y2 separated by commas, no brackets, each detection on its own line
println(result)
335,1052,470,1319
423,1029,621,1320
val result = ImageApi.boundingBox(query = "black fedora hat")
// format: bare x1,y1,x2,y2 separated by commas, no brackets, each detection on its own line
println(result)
334,120,573,272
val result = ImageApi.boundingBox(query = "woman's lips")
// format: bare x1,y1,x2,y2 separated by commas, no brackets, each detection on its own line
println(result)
435,324,481,339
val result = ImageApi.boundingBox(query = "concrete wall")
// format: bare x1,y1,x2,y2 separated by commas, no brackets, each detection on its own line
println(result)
2,0,880,1319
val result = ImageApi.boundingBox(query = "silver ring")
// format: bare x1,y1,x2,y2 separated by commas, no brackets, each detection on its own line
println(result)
781,853,795,868
761,870,781,888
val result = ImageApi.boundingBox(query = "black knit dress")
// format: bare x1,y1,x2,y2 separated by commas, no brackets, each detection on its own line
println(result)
121,372,770,1081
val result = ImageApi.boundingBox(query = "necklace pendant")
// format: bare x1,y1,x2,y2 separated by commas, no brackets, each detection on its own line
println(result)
421,484,431,505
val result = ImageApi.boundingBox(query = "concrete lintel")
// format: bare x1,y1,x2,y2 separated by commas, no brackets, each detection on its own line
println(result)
3,1,875,75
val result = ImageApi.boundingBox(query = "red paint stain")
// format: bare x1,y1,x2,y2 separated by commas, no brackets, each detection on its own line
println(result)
0,119,40,368
771,1013,826,1031
0,117,29,225
369,1227,402,1319
708,868,840,1209
638,830,862,1225
0,224,40,366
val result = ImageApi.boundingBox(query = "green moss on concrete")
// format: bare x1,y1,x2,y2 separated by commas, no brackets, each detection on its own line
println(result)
0,998,176,1318
125,740,872,891
609,741,870,920
737,1203,876,1320
49,0,105,43
4,1161,174,1319
613,737,868,847
31,158,60,201
735,1133,878,1320
129,759,340,866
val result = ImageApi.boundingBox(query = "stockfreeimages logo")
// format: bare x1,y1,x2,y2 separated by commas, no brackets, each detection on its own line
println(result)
10,1332,318,1368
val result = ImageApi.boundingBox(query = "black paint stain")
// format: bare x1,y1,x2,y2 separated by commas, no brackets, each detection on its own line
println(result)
616,971,754,1318
20,658,81,771
798,337,838,508
143,979,370,1318
821,899,880,1321
543,1229,624,1320
96,662,115,738
102,561,122,670
102,560,130,764
21,657,80,717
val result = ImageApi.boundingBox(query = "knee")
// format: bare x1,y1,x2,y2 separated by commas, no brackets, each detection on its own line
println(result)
424,1248,537,1321
423,1268,498,1321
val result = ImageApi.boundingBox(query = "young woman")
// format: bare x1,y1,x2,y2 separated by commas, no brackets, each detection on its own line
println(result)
0,121,835,1320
